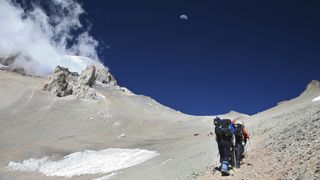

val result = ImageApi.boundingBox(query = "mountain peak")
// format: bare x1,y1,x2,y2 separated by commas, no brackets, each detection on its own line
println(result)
216,110,250,120
301,80,320,95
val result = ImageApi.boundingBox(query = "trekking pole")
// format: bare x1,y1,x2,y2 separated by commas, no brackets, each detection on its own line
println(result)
246,139,251,158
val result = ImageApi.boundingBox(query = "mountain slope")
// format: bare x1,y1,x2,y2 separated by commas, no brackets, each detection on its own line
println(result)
0,69,247,180
199,80,320,179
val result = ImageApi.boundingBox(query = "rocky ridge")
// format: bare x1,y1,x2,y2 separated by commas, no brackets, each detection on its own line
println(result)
43,64,118,100
301,80,320,95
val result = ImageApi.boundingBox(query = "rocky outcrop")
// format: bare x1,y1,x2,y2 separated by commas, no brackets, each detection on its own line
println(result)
0,54,27,75
43,64,117,100
42,66,77,97
94,64,117,85
73,65,99,99
77,65,96,87
301,80,320,95
0,54,17,66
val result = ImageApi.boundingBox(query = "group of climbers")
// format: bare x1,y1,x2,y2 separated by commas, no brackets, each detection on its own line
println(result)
213,117,250,176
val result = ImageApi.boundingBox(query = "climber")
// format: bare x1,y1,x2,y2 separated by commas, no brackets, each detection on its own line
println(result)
232,119,250,168
213,117,235,176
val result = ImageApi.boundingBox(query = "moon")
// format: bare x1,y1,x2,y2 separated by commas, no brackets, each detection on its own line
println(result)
179,14,188,20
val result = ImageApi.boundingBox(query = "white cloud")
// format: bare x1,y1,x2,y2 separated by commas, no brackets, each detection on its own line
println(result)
0,0,101,76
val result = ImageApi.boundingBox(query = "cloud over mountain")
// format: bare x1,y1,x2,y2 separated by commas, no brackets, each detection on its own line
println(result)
0,0,100,76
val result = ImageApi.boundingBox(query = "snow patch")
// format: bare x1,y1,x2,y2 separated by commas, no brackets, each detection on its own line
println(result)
312,96,320,102
7,148,159,177
119,134,126,139
62,55,98,74
161,158,172,165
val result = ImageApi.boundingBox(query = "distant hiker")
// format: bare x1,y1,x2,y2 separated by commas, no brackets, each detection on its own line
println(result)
232,119,250,168
213,117,235,176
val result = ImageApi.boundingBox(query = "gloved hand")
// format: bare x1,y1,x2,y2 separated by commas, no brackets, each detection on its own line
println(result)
242,141,246,146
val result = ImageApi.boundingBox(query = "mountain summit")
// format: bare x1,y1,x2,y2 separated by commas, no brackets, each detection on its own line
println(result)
301,80,320,95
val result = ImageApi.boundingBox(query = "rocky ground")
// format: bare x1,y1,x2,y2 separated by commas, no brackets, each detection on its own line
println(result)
198,85,320,180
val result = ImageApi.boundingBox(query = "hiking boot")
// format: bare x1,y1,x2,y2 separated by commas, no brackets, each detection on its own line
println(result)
221,169,230,176
221,161,230,176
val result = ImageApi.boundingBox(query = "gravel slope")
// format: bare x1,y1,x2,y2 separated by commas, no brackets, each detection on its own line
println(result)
198,85,320,180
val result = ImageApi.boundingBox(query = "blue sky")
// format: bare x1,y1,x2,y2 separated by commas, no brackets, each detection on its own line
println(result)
78,0,320,115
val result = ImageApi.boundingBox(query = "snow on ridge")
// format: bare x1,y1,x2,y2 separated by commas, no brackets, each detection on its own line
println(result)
8,148,159,177
60,55,102,74
312,96,320,102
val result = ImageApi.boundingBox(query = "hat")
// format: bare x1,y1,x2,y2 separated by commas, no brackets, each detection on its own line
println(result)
213,117,221,125
233,120,243,125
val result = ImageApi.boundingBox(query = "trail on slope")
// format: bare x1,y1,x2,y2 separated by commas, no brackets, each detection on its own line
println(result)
198,101,320,180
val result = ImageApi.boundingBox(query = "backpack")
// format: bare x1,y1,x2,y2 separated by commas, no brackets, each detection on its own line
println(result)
234,124,244,140
214,118,233,138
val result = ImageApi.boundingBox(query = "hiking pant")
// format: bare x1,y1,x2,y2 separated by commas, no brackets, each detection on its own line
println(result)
217,139,231,163
236,142,245,165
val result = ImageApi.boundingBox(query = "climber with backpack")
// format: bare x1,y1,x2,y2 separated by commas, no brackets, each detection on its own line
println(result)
232,119,250,168
213,117,235,176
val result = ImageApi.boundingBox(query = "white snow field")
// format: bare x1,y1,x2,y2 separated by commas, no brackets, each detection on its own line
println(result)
8,148,158,177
